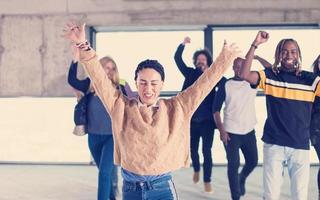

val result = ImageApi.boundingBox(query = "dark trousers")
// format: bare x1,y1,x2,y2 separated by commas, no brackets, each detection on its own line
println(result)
314,142,320,191
224,130,258,200
190,120,214,182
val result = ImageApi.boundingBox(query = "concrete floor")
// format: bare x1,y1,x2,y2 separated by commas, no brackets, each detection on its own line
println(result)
1,164,319,200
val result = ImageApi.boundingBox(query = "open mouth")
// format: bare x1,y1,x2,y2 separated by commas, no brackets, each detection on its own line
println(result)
285,59,294,64
143,93,153,99
283,59,296,66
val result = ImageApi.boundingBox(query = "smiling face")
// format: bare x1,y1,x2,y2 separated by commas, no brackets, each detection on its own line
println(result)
135,68,164,106
102,61,115,79
280,41,299,70
195,54,209,72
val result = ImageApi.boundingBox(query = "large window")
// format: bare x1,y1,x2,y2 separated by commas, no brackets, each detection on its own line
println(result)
94,25,320,164
96,29,204,92
211,27,320,78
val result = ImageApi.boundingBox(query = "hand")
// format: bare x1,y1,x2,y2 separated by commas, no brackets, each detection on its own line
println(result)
252,31,269,46
214,40,241,73
220,131,231,145
222,40,241,59
183,36,191,45
63,22,86,44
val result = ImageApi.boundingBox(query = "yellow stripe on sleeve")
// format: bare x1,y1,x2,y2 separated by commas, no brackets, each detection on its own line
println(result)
258,70,266,90
315,81,320,97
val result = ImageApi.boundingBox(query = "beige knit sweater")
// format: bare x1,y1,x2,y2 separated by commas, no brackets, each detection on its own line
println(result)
80,46,238,175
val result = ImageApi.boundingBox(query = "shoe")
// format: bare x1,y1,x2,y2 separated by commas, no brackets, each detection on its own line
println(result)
239,174,246,196
193,172,200,184
204,182,213,193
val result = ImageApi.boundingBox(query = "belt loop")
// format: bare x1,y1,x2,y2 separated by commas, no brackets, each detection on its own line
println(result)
147,181,153,190
133,181,137,191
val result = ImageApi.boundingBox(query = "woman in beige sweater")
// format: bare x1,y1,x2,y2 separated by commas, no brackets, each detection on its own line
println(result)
63,22,240,200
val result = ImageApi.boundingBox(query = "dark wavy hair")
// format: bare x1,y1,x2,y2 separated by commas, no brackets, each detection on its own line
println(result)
193,49,213,67
134,59,165,81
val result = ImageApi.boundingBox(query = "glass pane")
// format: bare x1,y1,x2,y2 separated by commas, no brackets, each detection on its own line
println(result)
96,31,204,91
212,29,320,78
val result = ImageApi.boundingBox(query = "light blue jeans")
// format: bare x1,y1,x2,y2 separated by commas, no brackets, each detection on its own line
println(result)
263,143,309,200
122,175,178,200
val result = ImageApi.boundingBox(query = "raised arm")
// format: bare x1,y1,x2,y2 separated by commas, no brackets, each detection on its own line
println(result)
174,36,193,77
175,42,240,116
63,22,123,113
67,61,90,93
67,45,90,93
240,31,269,85
254,55,272,68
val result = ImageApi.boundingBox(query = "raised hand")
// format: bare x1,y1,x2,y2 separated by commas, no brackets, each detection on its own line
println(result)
222,40,241,60
212,40,241,73
63,22,86,44
183,36,191,45
253,31,269,46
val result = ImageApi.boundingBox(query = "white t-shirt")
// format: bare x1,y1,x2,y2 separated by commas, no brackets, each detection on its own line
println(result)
213,78,257,135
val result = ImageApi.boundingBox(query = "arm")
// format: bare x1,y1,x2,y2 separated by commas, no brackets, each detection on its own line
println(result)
174,37,193,77
67,61,90,94
175,42,240,117
212,78,230,145
214,112,230,145
80,50,123,113
254,55,272,68
240,31,269,85
63,22,123,113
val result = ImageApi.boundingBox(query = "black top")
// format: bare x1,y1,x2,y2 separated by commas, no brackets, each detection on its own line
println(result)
253,68,320,149
174,44,223,125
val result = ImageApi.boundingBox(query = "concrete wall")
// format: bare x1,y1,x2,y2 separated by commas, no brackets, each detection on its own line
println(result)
0,0,319,96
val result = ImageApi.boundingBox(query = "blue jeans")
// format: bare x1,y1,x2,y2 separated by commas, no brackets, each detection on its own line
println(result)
88,134,118,200
190,120,214,182
122,175,178,200
263,143,309,200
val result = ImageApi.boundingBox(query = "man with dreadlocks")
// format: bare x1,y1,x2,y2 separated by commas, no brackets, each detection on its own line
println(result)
240,31,320,200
